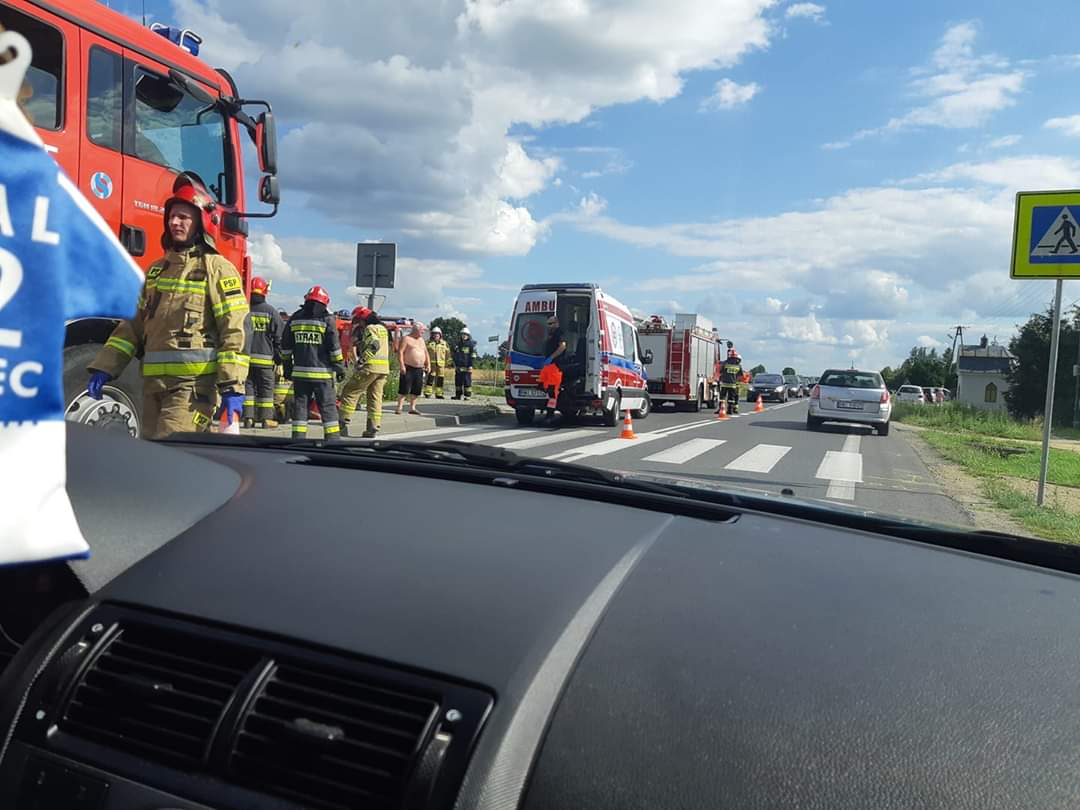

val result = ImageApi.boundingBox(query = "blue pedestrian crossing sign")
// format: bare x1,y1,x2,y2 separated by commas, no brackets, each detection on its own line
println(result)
1011,190,1080,278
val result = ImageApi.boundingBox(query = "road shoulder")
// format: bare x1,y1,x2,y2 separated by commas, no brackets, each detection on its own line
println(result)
894,423,1030,537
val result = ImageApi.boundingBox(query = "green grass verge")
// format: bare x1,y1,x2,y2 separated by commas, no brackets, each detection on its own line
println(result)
979,479,1080,544
920,430,1080,487
919,429,1080,543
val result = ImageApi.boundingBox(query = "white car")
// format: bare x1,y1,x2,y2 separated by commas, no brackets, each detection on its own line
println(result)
896,384,925,404
807,369,892,435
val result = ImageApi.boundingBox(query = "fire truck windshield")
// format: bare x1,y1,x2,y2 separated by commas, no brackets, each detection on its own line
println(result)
133,69,231,204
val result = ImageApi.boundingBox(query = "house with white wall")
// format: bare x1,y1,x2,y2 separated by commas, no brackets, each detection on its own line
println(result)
956,335,1012,412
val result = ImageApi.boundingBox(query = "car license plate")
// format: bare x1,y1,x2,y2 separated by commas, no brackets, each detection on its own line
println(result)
515,387,547,399
837,401,863,410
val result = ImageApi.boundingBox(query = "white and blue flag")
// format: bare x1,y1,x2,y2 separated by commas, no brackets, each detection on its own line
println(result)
0,31,143,565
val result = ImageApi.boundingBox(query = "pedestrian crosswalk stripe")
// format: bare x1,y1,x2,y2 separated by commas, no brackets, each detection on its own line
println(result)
724,444,791,473
395,425,491,440
816,435,862,500
643,439,726,464
458,427,547,444
547,418,721,461
496,428,603,450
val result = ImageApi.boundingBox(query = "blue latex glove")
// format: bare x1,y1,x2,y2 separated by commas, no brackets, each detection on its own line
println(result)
86,371,112,400
216,391,245,425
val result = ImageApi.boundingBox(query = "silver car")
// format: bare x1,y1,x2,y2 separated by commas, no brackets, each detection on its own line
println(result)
807,369,892,435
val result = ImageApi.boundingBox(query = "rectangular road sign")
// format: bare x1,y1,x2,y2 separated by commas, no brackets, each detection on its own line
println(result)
1011,191,1080,278
355,242,397,289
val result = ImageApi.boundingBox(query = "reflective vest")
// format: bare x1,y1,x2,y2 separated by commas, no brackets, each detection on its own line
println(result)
358,324,390,373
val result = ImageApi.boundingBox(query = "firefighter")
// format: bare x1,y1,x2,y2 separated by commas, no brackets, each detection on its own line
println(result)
282,286,345,440
339,307,390,438
86,173,248,438
242,276,284,429
424,326,451,398
718,347,743,415
273,309,293,421
453,326,476,400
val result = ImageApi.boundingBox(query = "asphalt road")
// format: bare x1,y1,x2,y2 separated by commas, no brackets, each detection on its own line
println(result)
397,397,973,528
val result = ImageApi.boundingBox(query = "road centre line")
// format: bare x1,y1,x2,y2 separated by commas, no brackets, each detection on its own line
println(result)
816,434,863,500
724,444,791,474
643,438,727,464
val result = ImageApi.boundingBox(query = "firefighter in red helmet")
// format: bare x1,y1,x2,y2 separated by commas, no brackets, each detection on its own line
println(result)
281,285,346,440
86,173,249,438
242,276,284,428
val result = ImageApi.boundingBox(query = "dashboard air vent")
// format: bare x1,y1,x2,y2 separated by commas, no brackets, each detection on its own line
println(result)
60,624,258,767
230,661,440,810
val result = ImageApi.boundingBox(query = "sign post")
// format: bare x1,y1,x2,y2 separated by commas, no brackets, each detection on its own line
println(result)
1010,190,1080,505
355,243,397,311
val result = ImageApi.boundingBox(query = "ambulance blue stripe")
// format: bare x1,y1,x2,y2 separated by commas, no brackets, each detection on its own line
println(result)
509,351,545,369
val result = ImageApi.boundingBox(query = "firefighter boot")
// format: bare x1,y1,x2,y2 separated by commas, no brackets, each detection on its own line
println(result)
243,418,255,429
261,419,279,429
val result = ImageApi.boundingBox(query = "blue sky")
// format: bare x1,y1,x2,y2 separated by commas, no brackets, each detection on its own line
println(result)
110,0,1080,372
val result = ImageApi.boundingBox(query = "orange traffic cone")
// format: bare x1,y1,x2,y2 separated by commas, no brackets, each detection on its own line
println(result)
716,400,728,420
754,394,764,413
620,409,637,439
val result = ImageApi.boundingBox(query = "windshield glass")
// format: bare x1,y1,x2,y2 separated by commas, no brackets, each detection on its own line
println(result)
820,371,883,389
43,1,1080,550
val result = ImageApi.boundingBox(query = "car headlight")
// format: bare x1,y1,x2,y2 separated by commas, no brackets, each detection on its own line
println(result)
774,386,784,392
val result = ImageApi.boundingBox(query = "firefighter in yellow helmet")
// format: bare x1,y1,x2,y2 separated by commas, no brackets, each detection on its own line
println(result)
424,326,451,398
86,173,249,438
338,306,390,437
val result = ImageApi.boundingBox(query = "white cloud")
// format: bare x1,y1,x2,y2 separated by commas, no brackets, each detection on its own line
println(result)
785,3,825,22
987,134,1021,148
824,22,1025,147
247,232,311,284
176,0,776,256
916,335,943,348
699,78,761,111
576,192,609,218
1045,115,1080,137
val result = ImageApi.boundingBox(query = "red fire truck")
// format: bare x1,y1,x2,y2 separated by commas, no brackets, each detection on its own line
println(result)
638,314,721,412
2,0,279,436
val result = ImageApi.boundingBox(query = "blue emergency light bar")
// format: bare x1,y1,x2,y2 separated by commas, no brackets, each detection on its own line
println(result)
149,23,203,57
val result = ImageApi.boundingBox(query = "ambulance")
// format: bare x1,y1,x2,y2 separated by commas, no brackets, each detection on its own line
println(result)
505,284,653,426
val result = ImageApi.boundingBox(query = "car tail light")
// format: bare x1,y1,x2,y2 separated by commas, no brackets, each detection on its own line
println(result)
880,390,890,404
810,385,820,399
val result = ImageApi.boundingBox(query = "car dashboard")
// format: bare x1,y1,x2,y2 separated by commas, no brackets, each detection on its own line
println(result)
3,426,1080,809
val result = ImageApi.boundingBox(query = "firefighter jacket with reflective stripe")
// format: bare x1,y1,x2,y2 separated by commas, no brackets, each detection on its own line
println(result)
453,339,476,370
90,246,249,389
281,310,345,380
357,324,390,372
244,300,284,367
720,360,742,386
427,339,451,372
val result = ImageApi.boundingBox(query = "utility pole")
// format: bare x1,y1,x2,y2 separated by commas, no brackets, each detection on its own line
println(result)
948,325,969,399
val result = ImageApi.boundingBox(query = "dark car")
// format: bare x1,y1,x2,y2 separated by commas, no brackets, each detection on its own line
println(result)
783,374,803,398
749,373,788,402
